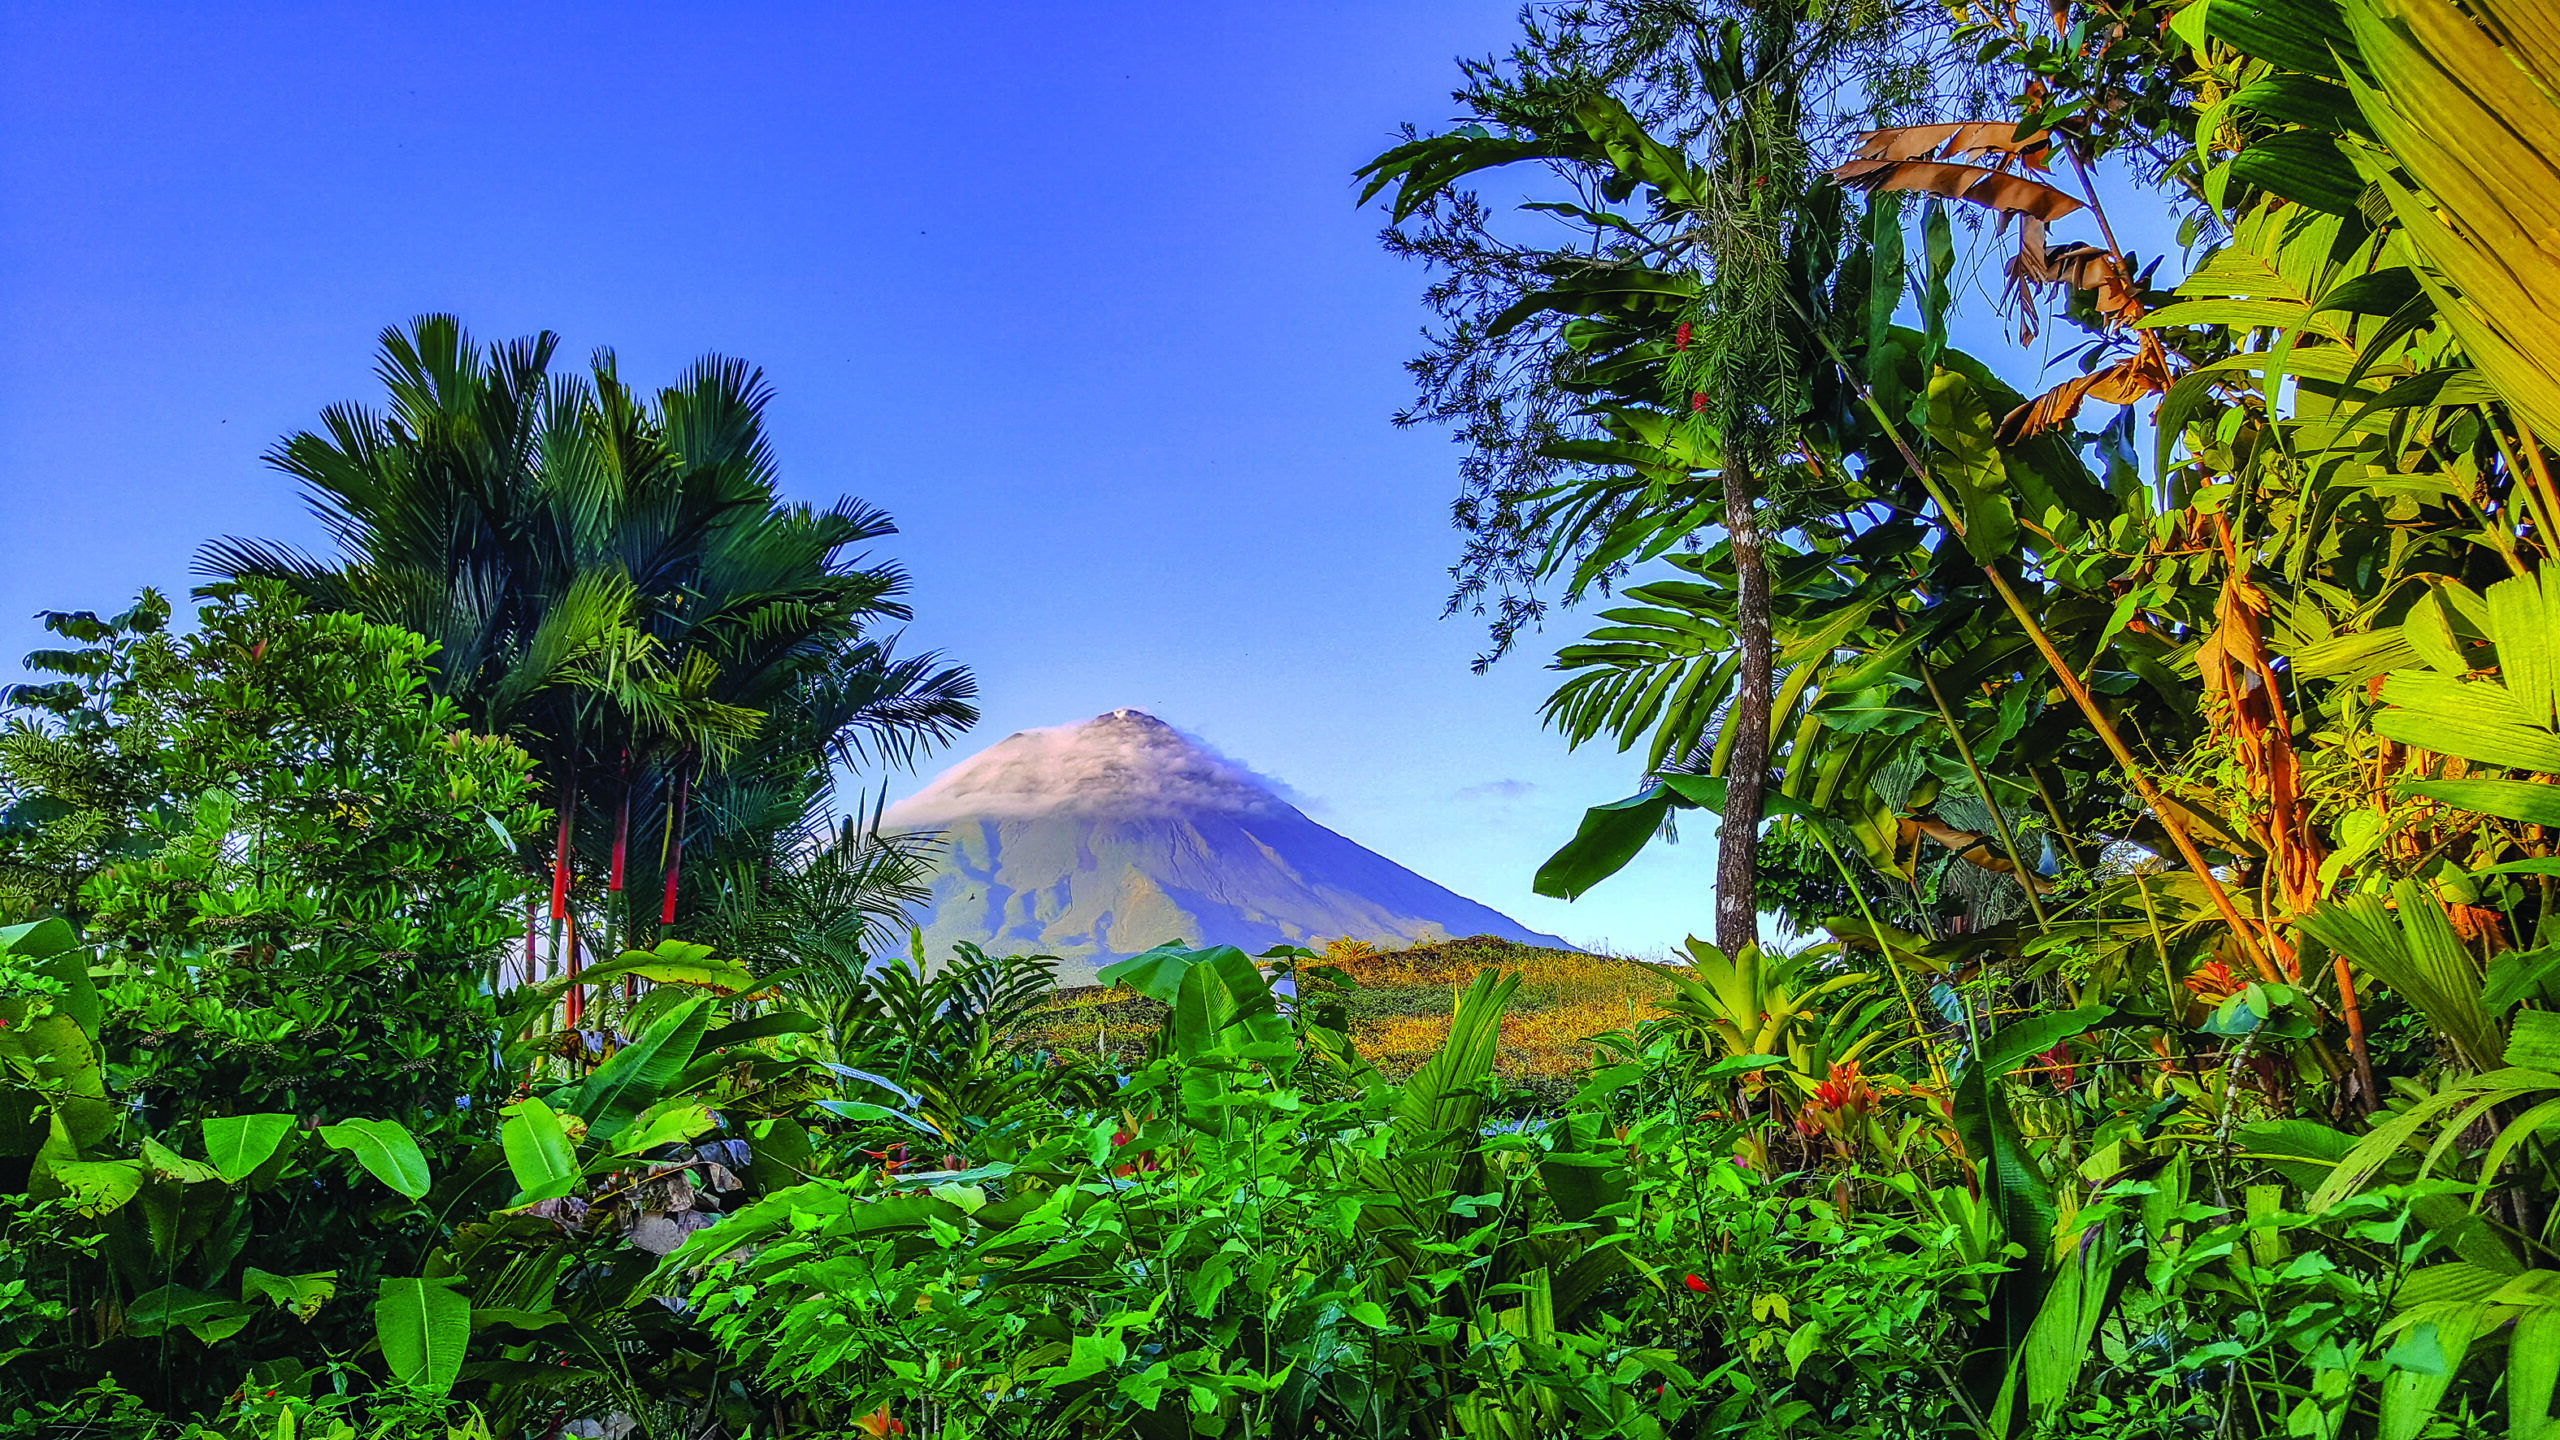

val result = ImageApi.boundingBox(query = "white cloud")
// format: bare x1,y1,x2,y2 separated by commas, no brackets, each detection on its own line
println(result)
884,709,1298,824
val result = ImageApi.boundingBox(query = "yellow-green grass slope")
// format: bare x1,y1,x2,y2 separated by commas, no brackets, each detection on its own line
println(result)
1017,935,1677,1101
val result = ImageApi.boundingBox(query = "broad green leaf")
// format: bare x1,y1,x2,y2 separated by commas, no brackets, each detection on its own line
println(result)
808,1099,939,1135
1539,1111,1633,1224
2397,778,2560,828
2229,131,2365,216
745,1117,817,1194
469,1306,567,1331
1950,1056,2059,1259
0,917,77,963
0,919,95,1036
2381,1307,2493,1440
139,1135,221,1184
1098,942,1209,1004
375,1277,469,1398
240,1267,336,1321
572,940,758,994
2508,1012,2560,1071
2485,945,2560,1011
1924,368,2018,564
609,1099,715,1158
1533,776,1812,902
2237,1118,2359,1191
2512,1308,2560,1440
2338,0,2560,446
568,994,712,1140
127,1284,257,1343
1657,772,1814,821
2301,884,2503,1071
699,1011,823,1052
1534,789,1674,900
498,1098,580,1204
1171,945,1291,1067
2373,671,2560,772
316,1118,430,1200
0,1013,106,1123
1979,1006,2116,1077
45,1157,144,1216
2207,0,2365,80
201,1113,297,1184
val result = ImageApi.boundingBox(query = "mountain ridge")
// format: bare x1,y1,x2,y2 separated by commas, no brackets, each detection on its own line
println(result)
885,710,1570,981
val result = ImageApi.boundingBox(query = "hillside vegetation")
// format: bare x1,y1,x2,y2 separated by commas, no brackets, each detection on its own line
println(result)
1022,935,1677,1097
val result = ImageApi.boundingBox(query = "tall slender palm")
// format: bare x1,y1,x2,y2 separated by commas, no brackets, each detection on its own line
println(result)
203,315,977,976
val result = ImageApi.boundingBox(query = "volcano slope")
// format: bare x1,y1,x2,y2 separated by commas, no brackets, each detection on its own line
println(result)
881,709,1568,983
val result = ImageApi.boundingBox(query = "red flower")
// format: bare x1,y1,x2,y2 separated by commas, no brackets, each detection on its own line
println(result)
2034,1041,2077,1092
2183,960,2244,1004
1683,1273,1709,1293
1690,393,1708,412
1674,321,1692,351
855,1405,907,1438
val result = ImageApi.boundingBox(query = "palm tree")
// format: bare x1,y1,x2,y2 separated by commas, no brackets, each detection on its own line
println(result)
203,315,977,979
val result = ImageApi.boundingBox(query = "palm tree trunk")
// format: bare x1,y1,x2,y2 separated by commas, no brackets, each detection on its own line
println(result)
659,753,693,929
549,775,576,920
609,797,629,892
610,781,632,1001
1717,460,1772,957
564,909,583,1028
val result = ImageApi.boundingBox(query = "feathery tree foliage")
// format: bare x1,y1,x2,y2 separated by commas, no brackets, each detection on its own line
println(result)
1365,1,1973,952
202,316,976,977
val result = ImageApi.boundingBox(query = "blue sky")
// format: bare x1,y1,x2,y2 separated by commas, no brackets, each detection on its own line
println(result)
0,4,2167,955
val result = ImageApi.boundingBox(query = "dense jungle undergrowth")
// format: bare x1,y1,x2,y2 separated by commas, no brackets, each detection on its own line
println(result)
12,0,2560,1434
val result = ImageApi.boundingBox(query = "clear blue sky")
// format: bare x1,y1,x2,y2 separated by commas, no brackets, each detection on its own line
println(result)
0,4,2165,955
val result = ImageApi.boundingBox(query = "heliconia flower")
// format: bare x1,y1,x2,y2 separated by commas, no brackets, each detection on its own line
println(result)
1683,1273,1709,1293
1675,321,1692,351
854,1404,907,1438
2182,960,2244,1004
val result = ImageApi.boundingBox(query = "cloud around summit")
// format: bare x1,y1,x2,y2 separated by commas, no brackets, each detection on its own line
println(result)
883,709,1309,824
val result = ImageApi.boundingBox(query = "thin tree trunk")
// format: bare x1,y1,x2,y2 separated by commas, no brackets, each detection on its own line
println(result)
549,775,576,920
1717,460,1773,957
564,909,583,1028
610,759,631,1000
660,753,693,930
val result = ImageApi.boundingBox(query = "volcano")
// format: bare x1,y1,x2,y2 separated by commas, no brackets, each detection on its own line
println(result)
882,709,1569,981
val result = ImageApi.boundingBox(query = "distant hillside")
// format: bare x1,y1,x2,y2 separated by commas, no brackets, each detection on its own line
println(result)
884,710,1570,983
1018,935,1677,1101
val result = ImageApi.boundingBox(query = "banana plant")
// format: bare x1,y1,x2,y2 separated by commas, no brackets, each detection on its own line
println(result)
424,940,849,1432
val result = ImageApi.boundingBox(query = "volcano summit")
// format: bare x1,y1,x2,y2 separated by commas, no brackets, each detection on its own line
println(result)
882,710,1568,980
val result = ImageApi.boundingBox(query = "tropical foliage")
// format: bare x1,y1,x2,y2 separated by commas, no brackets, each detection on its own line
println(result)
1341,0,2560,1433
203,315,977,981
16,0,2560,1430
